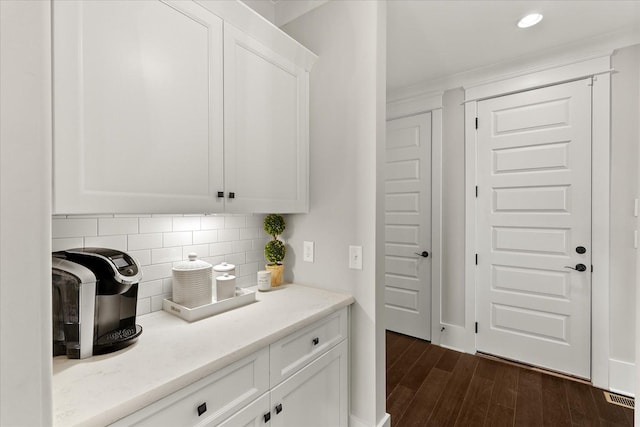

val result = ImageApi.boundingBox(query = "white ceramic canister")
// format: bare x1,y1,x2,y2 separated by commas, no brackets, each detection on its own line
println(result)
172,253,213,308
216,273,236,301
213,262,235,278
257,270,271,292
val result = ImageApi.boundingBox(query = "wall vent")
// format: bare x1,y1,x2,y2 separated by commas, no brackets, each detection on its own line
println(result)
603,391,634,410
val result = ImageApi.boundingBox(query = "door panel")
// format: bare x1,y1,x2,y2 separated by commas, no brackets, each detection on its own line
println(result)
476,79,592,378
385,113,431,340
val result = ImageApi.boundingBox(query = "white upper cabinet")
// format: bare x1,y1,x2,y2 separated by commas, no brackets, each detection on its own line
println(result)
53,0,224,214
223,23,310,213
53,0,316,215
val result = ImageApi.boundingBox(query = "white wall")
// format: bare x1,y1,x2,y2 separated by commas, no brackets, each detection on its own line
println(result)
608,45,640,394
52,214,267,314
0,1,53,425
281,2,388,425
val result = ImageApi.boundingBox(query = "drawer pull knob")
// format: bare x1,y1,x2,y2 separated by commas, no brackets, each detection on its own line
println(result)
275,403,283,414
197,402,207,416
263,412,271,423
217,191,224,198
312,337,320,346
229,192,235,199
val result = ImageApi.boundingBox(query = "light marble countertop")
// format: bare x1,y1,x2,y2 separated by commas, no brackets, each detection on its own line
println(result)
52,284,354,427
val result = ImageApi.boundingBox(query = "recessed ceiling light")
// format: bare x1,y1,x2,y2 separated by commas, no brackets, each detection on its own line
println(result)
517,13,543,29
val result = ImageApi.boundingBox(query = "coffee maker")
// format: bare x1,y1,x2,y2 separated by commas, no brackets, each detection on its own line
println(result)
52,248,143,359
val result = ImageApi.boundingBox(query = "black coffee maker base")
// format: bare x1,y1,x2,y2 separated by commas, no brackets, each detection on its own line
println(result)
93,324,143,355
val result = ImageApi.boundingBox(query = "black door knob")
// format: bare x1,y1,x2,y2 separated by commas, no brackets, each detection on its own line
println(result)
414,251,429,258
564,264,587,272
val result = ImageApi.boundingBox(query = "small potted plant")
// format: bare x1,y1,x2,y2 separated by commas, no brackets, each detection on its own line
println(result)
264,214,286,287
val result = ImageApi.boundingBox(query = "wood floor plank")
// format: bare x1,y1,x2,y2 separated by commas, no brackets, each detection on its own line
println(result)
399,344,446,392
484,403,515,427
434,347,461,372
589,388,633,426
395,368,451,427
484,357,519,425
387,340,430,395
426,353,478,426
453,364,495,426
565,379,601,426
541,372,571,426
514,368,543,427
387,332,417,371
386,384,416,423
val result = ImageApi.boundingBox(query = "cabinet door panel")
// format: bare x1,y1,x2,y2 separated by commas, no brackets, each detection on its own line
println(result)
53,0,224,214
223,23,309,213
270,340,348,427
215,393,270,427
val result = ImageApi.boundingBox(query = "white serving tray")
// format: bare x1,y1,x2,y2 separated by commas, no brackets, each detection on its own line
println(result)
163,288,257,322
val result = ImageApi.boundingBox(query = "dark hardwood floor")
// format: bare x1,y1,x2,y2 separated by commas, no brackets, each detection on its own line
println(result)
386,331,634,426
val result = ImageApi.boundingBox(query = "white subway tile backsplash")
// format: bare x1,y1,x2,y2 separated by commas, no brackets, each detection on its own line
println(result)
139,217,172,234
52,237,84,252
128,233,163,250
201,216,225,230
52,218,97,238
128,249,152,266
182,245,209,260
98,218,138,235
232,239,253,253
193,230,218,245
173,216,201,232
152,247,183,264
225,215,246,229
52,213,267,314
85,235,127,251
210,242,233,256
218,229,240,242
138,280,164,299
142,263,173,282
163,231,192,247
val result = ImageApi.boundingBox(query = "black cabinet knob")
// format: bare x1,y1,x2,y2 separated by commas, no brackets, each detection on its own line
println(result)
275,403,283,414
197,402,207,416
217,191,224,198
263,412,271,423
229,192,235,199
312,337,319,346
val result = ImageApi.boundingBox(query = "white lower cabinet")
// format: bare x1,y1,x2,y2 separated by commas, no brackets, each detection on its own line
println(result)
111,308,349,427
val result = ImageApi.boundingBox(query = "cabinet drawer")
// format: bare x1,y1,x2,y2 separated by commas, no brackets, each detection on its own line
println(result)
270,307,348,386
111,348,269,427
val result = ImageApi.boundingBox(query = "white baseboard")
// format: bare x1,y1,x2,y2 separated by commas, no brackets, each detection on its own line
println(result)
609,358,635,397
349,412,390,427
434,323,470,353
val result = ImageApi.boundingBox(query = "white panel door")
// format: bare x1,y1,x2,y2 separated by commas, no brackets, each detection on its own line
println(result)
223,23,309,213
476,79,592,378
385,113,432,340
53,0,224,214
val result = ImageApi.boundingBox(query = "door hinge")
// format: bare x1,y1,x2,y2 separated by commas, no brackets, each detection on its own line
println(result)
475,186,478,198
475,322,478,333
591,265,594,273
475,254,478,265
475,117,478,129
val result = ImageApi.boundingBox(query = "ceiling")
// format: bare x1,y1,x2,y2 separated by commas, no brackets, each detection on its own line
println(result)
387,0,640,97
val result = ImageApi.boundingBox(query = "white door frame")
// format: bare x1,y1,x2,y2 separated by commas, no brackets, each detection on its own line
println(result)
386,93,443,341
463,55,612,389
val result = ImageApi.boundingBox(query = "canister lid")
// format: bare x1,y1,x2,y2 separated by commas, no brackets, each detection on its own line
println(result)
213,262,235,272
216,273,236,281
173,253,212,271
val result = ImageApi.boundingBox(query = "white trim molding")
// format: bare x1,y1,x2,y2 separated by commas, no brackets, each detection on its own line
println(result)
386,91,443,121
609,359,635,397
464,55,612,388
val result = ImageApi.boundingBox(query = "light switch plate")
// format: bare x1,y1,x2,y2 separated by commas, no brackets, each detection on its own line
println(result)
349,245,362,270
303,241,314,262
